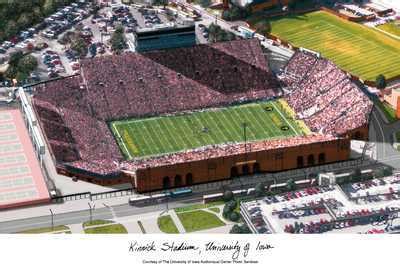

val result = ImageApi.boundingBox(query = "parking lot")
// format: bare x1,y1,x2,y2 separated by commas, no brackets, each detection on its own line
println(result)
242,174,400,234
0,1,211,86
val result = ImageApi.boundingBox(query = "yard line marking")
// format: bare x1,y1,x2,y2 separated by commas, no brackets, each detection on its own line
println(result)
271,102,300,136
112,123,132,160
127,122,153,156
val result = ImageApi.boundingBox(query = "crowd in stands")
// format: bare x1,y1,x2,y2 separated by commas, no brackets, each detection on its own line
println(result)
121,134,336,171
278,51,317,87
32,39,281,176
31,41,373,179
281,51,373,136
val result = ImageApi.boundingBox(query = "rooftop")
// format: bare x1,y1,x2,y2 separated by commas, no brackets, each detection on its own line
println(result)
0,109,50,209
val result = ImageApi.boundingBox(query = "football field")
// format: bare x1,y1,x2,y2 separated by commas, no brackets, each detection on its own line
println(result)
110,101,305,159
261,11,400,81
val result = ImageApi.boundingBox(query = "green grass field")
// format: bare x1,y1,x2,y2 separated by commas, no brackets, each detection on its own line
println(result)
84,224,127,234
177,210,225,232
17,225,70,234
253,11,400,81
375,100,397,123
377,21,400,38
83,219,114,228
110,100,304,159
157,215,179,234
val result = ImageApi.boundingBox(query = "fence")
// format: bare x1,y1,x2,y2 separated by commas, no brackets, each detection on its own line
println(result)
52,158,368,203
51,192,91,203
51,188,135,203
91,188,135,201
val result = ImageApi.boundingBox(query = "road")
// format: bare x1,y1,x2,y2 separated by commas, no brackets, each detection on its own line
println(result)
0,156,382,233
369,103,400,169
0,192,207,233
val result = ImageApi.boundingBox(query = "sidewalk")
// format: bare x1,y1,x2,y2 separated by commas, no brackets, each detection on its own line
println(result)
68,223,84,234
0,195,132,223
169,210,186,233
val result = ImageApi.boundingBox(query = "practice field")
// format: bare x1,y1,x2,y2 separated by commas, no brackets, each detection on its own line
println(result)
110,100,304,159
377,21,400,38
258,11,400,81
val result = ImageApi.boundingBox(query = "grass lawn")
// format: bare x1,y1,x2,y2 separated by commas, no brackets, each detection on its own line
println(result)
377,21,400,38
83,219,114,228
209,207,220,214
375,100,397,123
157,215,179,233
84,224,127,234
174,201,224,213
177,210,225,232
18,225,70,234
250,11,400,81
110,100,304,159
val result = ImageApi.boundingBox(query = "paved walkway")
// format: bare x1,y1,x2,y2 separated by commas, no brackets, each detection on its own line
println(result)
169,209,186,233
140,217,162,233
121,221,142,233
68,223,84,234
193,224,232,234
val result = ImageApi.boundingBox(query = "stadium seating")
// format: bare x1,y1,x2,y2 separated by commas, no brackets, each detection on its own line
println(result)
32,39,281,176
281,50,373,136
32,41,373,178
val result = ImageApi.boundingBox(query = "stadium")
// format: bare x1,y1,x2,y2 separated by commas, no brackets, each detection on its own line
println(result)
28,39,373,193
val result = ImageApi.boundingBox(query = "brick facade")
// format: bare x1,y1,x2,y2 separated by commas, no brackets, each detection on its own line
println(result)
133,137,350,192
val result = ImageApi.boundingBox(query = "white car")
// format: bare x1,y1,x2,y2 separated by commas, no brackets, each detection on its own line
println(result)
15,43,25,49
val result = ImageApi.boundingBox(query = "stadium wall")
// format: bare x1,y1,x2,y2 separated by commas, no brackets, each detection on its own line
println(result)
341,124,369,141
133,138,350,192
56,165,132,186
320,7,374,22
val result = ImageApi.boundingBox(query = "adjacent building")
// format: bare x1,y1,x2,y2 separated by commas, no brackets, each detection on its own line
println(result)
135,24,196,52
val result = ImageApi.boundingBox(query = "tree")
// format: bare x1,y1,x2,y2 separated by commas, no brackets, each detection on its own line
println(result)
4,65,18,79
198,0,211,8
58,31,76,45
254,182,265,198
43,0,56,17
223,190,234,202
373,168,384,178
222,6,250,21
5,20,18,38
229,224,242,234
16,71,28,82
239,224,251,233
223,200,238,221
383,167,392,177
226,32,236,41
89,43,97,58
286,179,296,191
110,25,127,53
18,55,38,74
376,74,387,89
8,51,24,67
17,13,32,29
207,23,235,43
254,21,271,36
230,223,251,234
223,204,232,218
229,211,240,222
71,36,88,58
226,200,237,211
